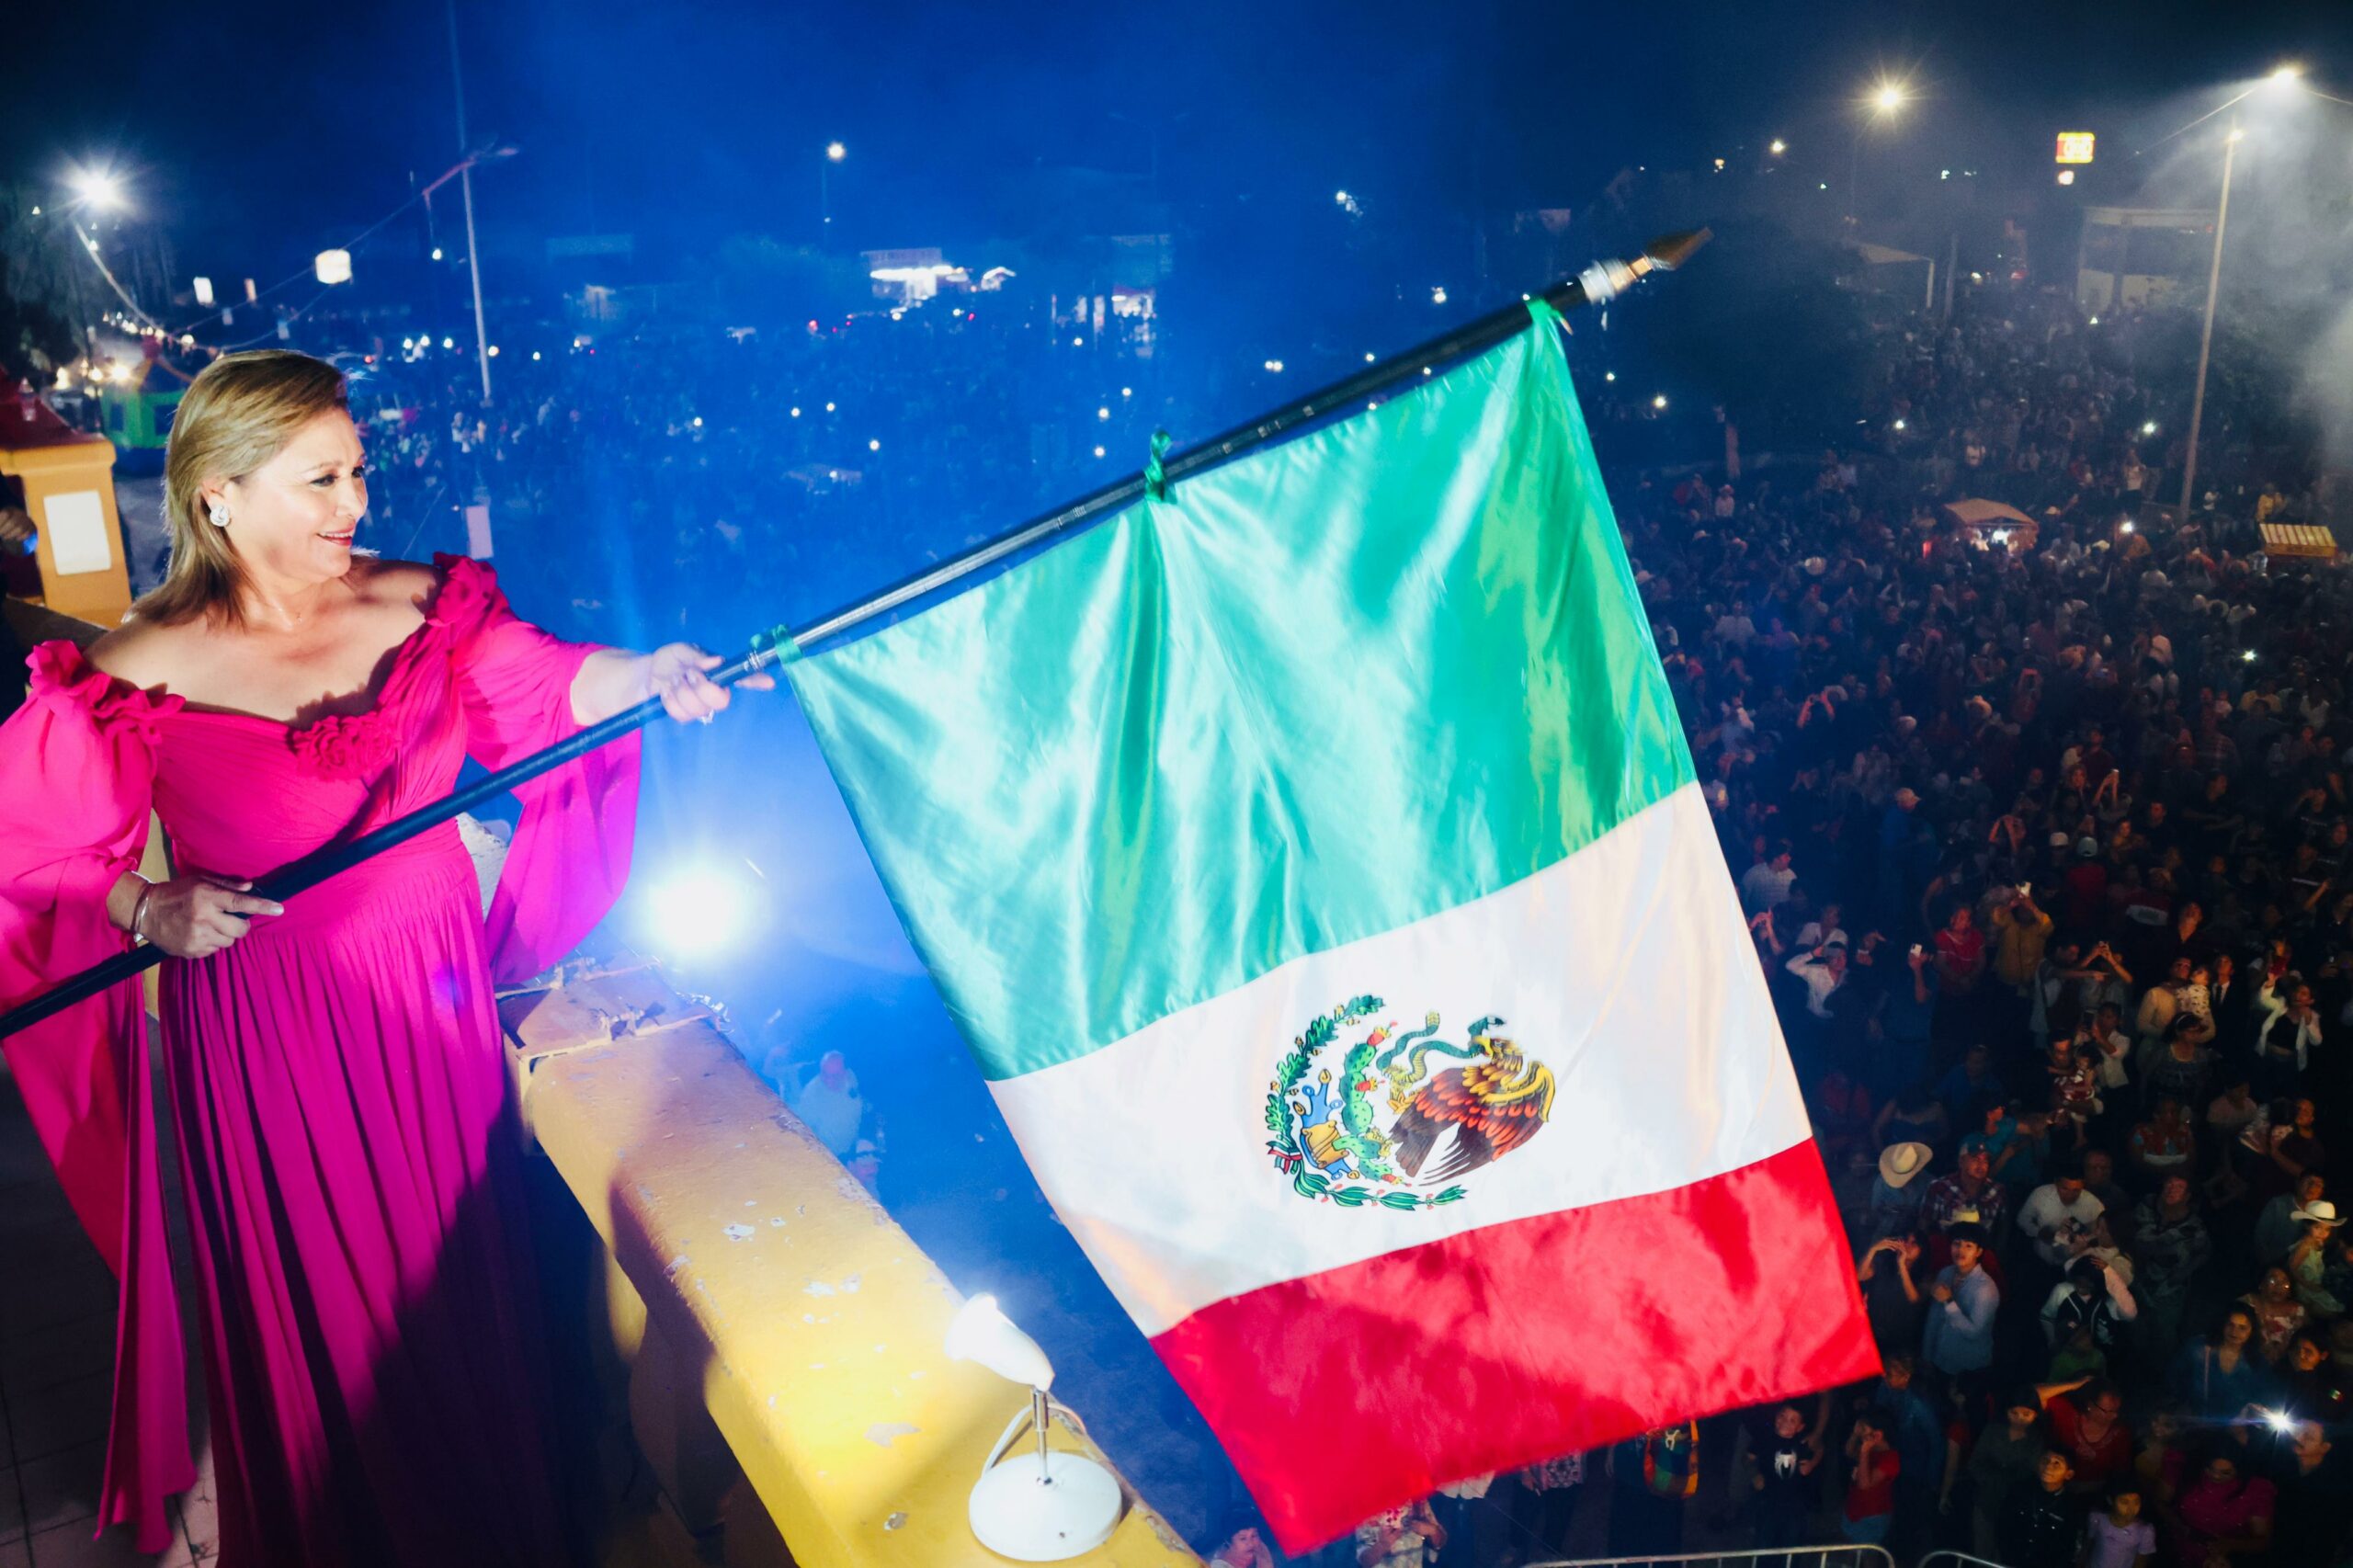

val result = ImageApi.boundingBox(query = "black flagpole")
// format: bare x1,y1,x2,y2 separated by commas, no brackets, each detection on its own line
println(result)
0,229,1708,1041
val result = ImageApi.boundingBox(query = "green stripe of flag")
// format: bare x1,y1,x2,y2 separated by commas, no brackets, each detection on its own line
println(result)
786,310,1693,1080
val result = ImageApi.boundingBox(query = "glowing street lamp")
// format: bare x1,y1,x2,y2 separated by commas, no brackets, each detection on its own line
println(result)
1769,139,1788,155
69,168,124,210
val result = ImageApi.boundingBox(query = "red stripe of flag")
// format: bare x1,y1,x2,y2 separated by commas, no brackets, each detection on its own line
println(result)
1151,1141,1879,1554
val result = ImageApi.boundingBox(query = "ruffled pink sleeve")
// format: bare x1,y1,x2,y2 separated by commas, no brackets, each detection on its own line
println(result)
0,643,194,1551
431,554,641,983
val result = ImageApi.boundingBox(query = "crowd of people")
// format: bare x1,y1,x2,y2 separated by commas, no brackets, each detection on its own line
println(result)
1211,286,2353,1568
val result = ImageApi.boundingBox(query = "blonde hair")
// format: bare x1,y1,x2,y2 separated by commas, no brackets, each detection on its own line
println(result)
137,349,349,627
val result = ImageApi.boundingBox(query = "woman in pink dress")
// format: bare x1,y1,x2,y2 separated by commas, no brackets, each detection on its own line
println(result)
0,349,759,1563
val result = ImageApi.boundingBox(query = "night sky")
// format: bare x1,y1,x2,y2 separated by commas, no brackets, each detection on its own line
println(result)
6,0,2348,278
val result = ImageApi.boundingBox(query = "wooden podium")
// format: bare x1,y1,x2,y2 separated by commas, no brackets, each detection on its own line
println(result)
1,386,132,628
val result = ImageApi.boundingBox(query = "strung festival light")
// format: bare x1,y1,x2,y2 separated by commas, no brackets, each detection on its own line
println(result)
825,402,836,412
1097,406,1110,420
1364,352,1377,363
1653,394,1669,410
1120,386,1132,398
1264,359,1284,373
531,350,541,361
2142,421,2157,436
1093,446,1107,459
790,406,801,417
1431,286,1448,305
869,438,881,451
1893,418,1907,430
1604,371,1617,381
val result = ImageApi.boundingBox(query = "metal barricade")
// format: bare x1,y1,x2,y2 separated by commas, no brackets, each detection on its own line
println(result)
1522,1547,1899,1568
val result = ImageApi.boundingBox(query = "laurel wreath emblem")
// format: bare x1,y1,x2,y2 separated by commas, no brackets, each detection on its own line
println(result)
1263,994,1470,1211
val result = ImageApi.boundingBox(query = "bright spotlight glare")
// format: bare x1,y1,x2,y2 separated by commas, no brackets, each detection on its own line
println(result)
1872,83,1906,113
1652,393,1668,410
1769,139,1788,155
2243,649,2259,664
71,169,124,210
2269,63,2303,85
645,868,757,957
2142,421,2157,436
825,141,847,162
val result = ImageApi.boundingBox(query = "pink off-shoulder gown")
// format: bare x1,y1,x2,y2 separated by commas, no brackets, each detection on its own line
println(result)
0,556,639,1564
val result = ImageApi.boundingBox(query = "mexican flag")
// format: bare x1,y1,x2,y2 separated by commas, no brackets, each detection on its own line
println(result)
782,301,1876,1551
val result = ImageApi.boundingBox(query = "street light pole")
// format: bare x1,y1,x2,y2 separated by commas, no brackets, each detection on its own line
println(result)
1848,84,1906,226
821,142,847,233
2178,122,2240,517
447,0,493,405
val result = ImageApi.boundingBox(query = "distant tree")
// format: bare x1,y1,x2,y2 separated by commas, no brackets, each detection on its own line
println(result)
0,197,83,382
704,236,870,325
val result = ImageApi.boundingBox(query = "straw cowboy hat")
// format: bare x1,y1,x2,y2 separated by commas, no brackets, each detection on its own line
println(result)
1879,1142,1933,1188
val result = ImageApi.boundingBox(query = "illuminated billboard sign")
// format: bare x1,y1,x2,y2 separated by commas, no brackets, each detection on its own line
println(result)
2055,131,2096,165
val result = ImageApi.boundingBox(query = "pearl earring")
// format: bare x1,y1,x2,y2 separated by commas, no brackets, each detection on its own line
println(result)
209,502,231,528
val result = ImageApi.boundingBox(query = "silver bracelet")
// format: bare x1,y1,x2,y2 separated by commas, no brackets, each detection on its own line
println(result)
129,878,154,948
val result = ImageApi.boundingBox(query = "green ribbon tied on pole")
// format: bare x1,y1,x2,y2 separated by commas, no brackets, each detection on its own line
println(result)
1143,428,1174,502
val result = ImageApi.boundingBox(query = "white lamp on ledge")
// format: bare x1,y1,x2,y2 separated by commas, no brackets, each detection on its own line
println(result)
944,1294,1122,1561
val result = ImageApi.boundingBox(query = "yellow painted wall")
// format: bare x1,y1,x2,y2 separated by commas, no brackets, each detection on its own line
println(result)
506,973,1199,1568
